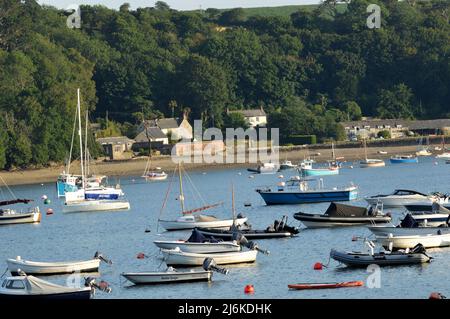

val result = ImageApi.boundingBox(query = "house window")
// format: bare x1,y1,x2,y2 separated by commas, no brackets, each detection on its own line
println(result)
114,146,121,152
256,117,259,121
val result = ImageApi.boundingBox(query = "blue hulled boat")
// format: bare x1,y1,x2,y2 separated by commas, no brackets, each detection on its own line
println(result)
256,177,358,205
390,155,418,164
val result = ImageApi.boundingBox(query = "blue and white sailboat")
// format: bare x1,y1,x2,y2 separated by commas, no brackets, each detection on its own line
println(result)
256,177,358,205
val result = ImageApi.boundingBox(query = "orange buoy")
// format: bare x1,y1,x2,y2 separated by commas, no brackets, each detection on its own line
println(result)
137,253,145,259
46,208,54,215
313,262,323,270
244,285,255,294
352,236,358,241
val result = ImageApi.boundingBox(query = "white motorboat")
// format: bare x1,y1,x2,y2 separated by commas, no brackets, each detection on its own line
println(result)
121,258,228,285
279,160,297,170
247,161,279,174
162,248,258,266
436,153,450,159
63,198,130,213
154,240,241,253
364,189,443,208
0,273,92,299
376,232,450,249
6,252,111,275
143,171,168,181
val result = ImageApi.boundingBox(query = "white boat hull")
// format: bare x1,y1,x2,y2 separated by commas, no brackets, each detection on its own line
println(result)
159,217,248,231
7,258,101,275
62,200,130,213
377,233,450,249
153,241,241,253
360,160,385,168
368,226,450,237
0,211,41,225
121,270,212,284
162,249,258,266
365,196,431,208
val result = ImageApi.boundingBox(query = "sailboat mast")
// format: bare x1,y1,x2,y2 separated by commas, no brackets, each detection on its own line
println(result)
77,89,85,188
67,107,78,174
84,110,89,178
364,139,368,160
178,163,185,213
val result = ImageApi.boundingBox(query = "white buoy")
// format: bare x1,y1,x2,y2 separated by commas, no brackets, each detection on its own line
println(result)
249,175,255,179
349,165,353,169
278,175,284,179
238,172,242,175
41,195,48,200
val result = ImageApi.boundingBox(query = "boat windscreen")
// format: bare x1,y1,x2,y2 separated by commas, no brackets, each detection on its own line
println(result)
394,189,427,196
324,203,368,217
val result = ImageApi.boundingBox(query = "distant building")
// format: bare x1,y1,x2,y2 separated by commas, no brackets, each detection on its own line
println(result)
227,107,267,128
96,136,134,160
133,127,169,150
136,115,193,142
341,118,450,140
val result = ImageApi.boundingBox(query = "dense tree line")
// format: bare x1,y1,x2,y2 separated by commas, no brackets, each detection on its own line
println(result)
0,0,448,169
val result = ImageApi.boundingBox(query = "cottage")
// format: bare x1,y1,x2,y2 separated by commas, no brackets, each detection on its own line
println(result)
133,127,169,151
96,136,134,160
227,107,267,128
136,115,193,142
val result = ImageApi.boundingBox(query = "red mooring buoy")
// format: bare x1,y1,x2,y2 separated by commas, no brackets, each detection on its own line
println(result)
137,253,145,259
429,292,446,299
313,262,323,270
244,285,255,294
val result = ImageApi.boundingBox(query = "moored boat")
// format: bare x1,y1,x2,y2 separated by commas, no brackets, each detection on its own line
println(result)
279,160,297,170
364,189,444,208
0,199,41,226
0,273,92,299
293,202,391,228
247,161,279,174
376,232,450,249
162,248,258,266
390,155,418,164
62,198,130,213
6,252,111,275
159,214,248,231
288,281,363,290
256,177,357,205
121,258,228,285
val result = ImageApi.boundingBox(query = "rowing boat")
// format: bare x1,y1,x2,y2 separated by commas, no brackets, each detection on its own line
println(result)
288,281,363,290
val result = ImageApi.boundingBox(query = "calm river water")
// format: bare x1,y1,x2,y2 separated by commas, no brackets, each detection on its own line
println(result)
1,156,449,299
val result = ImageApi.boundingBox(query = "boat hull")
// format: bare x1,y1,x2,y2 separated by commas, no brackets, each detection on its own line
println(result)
0,212,41,225
404,203,450,212
302,168,339,176
159,217,247,231
360,160,385,168
7,258,101,275
368,226,450,237
0,290,91,300
330,249,430,267
121,271,212,284
376,234,450,249
62,200,130,213
288,281,363,290
257,189,358,205
153,241,241,253
390,158,418,164
162,249,258,266
293,213,391,228
365,196,430,208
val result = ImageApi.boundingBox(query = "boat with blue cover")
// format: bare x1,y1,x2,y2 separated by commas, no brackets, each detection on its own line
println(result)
256,177,358,205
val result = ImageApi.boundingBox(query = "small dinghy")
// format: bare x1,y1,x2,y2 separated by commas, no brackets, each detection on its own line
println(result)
159,213,248,231
154,229,241,253
7,252,112,275
162,248,258,267
196,216,299,239
330,240,431,267
294,202,391,228
121,258,228,285
288,281,363,290
0,271,93,299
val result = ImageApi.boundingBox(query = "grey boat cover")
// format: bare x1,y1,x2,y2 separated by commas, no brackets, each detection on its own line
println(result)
324,203,368,217
432,202,450,214
25,275,88,295
187,229,220,243
399,214,418,228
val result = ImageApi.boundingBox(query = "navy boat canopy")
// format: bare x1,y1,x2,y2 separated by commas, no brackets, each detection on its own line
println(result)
324,203,368,217
187,229,220,243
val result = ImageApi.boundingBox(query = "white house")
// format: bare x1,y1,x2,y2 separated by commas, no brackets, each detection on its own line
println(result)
137,116,193,142
227,107,267,128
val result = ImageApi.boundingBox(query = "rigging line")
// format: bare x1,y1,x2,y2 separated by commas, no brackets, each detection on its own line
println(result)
67,103,78,174
157,165,177,228
182,167,207,207
0,176,16,199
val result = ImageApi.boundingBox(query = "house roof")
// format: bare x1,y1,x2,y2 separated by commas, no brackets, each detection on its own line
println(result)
155,118,179,129
96,136,134,145
134,127,167,142
228,109,266,117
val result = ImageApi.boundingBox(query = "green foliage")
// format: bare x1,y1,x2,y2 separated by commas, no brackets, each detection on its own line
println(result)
378,130,391,139
283,135,317,145
223,112,250,130
0,1,449,169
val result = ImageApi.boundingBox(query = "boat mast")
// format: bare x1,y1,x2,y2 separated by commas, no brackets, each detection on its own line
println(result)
364,139,368,160
178,163,185,213
84,110,89,178
67,106,78,174
77,88,85,189
231,183,236,226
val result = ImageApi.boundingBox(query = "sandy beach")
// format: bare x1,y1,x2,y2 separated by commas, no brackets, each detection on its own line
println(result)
0,144,430,186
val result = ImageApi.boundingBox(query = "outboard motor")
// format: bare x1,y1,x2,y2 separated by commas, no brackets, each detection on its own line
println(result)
411,243,427,255
247,241,270,255
202,258,229,275
85,277,112,293
94,251,113,265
